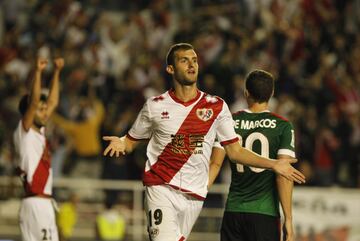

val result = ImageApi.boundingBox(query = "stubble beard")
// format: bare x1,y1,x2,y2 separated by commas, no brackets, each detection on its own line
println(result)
174,71,197,86
34,118,46,129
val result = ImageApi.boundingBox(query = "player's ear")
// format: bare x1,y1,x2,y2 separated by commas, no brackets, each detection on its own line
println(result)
244,89,249,98
166,65,174,75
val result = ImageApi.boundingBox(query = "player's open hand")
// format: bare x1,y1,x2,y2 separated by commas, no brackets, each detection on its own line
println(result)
273,158,305,184
103,136,126,157
37,58,48,71
54,58,65,70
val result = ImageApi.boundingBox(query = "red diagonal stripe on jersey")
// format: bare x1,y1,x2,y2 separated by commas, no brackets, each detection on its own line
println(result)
27,142,51,195
143,95,223,185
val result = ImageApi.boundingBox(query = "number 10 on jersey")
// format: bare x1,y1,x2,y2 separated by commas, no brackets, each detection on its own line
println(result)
236,132,270,173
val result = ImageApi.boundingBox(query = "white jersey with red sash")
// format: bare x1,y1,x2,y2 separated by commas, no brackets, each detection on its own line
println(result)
128,90,238,199
13,121,53,196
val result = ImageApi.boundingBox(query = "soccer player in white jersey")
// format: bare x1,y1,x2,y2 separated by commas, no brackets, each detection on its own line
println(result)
13,57,64,241
103,43,305,241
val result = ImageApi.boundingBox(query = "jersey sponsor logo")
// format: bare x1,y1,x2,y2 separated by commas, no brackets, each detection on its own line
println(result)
170,134,204,155
235,119,277,129
196,108,213,121
161,110,169,119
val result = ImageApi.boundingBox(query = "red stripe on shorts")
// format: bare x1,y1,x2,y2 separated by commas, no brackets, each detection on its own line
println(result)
143,95,223,185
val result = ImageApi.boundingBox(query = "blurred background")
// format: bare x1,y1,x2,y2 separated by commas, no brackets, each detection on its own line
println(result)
0,0,359,240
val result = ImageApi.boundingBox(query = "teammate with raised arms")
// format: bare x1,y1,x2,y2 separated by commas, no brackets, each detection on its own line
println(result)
14,57,64,241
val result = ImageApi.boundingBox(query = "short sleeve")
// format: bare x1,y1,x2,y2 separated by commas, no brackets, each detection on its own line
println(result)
128,99,153,140
216,101,238,146
277,122,296,158
13,121,28,169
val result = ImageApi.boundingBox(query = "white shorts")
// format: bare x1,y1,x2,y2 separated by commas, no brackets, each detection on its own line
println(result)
19,197,59,241
145,185,203,241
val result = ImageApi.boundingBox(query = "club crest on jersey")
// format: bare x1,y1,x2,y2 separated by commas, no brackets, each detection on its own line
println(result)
149,227,159,239
196,108,213,121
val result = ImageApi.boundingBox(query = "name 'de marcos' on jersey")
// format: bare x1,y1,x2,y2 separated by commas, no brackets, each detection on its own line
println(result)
235,119,277,130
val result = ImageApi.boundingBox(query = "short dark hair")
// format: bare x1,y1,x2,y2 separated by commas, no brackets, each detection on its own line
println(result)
18,94,47,116
166,43,194,66
245,70,274,103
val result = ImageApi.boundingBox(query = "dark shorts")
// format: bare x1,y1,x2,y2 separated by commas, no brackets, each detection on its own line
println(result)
221,211,280,241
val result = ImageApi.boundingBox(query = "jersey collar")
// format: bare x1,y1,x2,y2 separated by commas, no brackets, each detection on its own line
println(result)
244,109,270,113
168,89,202,107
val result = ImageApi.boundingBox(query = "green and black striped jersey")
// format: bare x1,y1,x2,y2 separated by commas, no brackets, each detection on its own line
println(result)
225,109,295,217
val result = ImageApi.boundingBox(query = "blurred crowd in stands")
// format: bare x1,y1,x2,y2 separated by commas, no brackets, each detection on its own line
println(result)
0,0,359,190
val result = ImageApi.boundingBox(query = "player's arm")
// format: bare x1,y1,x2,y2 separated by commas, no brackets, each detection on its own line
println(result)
208,147,226,188
224,142,305,184
103,135,140,157
277,154,294,241
277,121,297,241
46,58,64,116
22,58,48,131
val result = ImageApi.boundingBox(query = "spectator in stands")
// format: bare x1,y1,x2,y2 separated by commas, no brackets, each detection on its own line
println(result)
57,192,79,241
51,86,105,178
96,198,126,241
0,0,359,189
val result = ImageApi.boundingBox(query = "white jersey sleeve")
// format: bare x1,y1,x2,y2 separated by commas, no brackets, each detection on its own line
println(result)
215,101,238,146
13,121,27,170
128,99,153,140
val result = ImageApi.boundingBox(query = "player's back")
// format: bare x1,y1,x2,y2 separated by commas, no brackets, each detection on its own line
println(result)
225,110,295,217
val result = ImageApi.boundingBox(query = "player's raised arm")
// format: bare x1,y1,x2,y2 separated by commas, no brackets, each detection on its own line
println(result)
103,135,139,157
22,58,48,131
224,142,305,184
47,57,64,116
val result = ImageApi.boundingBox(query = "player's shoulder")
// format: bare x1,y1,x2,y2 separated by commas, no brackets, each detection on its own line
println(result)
145,91,175,114
268,112,290,122
201,91,224,105
145,91,170,108
14,120,27,137
232,109,246,117
268,112,294,128
149,91,168,103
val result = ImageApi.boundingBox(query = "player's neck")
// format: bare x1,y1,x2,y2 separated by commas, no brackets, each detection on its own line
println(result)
31,124,42,133
248,102,269,113
173,84,198,102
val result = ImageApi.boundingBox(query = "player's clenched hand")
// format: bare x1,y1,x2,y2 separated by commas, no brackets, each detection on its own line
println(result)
273,158,305,184
103,136,126,157
37,58,48,71
54,58,65,70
